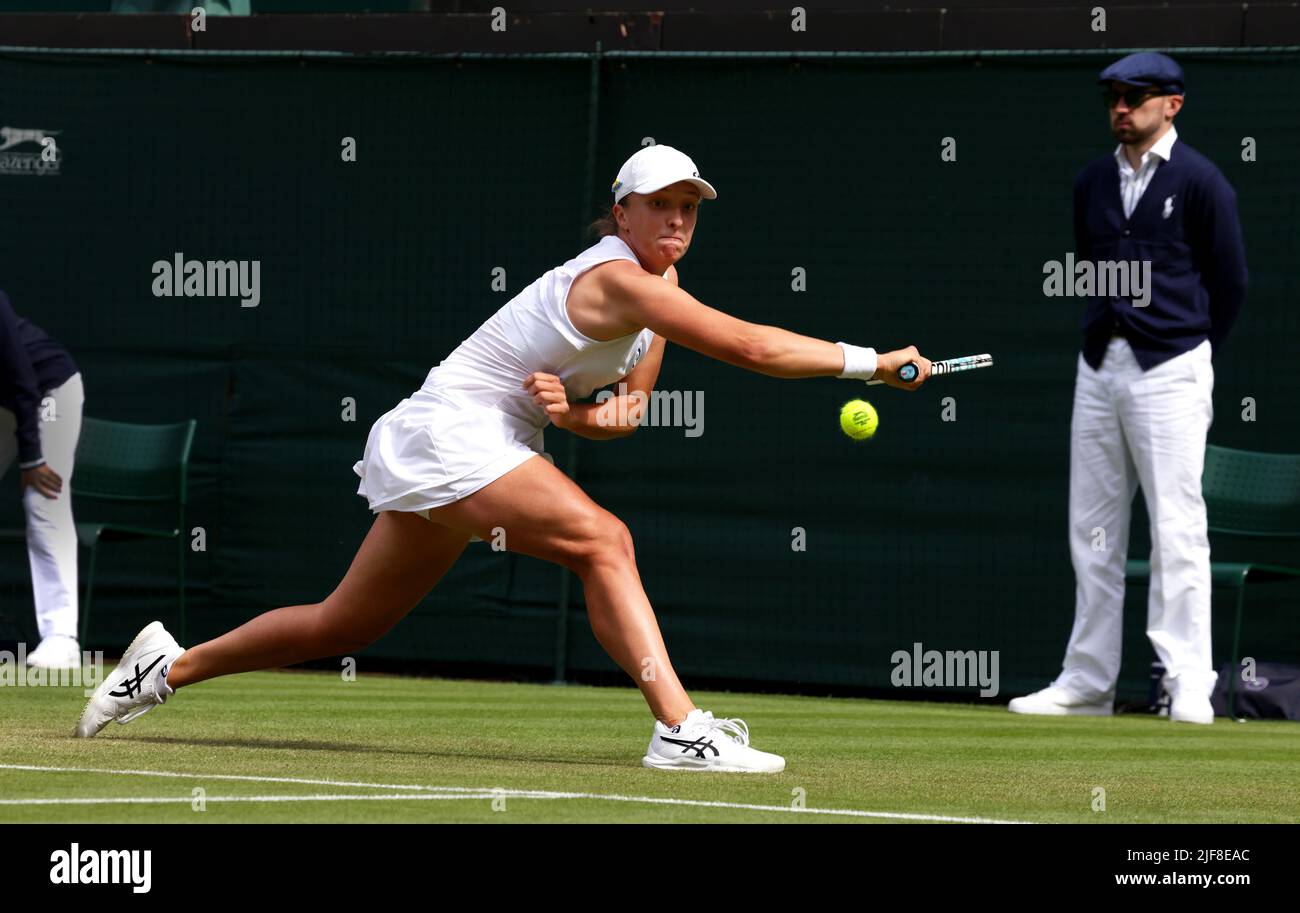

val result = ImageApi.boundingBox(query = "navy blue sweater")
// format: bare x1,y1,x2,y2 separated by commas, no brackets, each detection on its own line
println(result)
1073,139,1248,371
0,289,79,469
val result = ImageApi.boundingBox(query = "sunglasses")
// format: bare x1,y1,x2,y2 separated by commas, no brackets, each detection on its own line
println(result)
1101,87,1167,109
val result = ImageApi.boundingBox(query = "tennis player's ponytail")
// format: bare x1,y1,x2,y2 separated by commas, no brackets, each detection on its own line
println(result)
586,200,623,239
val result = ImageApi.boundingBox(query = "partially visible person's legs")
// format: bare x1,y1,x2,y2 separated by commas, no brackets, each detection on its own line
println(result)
24,372,84,645
423,453,695,728
166,511,471,688
1122,340,1216,704
1056,343,1141,703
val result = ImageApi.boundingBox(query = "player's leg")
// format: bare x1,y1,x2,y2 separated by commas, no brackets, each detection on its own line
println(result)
422,454,695,728
1124,340,1216,721
165,511,472,688
77,509,471,737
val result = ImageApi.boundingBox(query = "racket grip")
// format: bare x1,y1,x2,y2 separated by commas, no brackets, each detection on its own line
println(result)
865,360,920,386
863,361,925,384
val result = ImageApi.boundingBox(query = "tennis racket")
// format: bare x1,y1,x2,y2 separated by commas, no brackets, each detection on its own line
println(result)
866,353,994,386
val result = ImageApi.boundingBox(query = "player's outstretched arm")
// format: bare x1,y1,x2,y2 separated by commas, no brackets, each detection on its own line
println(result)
604,265,929,389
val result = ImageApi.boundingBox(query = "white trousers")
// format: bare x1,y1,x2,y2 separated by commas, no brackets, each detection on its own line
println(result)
0,372,84,641
1054,338,1217,701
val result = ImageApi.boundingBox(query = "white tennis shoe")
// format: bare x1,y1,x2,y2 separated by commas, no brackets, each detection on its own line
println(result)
1007,685,1114,716
642,709,785,772
25,634,83,670
76,621,184,738
1169,686,1215,725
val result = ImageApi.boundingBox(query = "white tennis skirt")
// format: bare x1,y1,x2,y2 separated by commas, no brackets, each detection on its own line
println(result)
353,390,554,522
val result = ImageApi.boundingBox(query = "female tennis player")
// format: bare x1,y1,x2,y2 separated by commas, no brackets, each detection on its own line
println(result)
78,144,931,772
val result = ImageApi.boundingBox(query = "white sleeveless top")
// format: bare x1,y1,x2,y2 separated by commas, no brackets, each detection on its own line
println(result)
352,234,662,513
424,233,659,425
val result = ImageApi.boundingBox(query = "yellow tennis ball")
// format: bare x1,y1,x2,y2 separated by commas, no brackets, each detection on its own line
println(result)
839,399,878,440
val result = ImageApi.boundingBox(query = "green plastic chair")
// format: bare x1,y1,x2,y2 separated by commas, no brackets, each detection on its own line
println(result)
71,417,197,646
1126,444,1300,718
0,417,197,645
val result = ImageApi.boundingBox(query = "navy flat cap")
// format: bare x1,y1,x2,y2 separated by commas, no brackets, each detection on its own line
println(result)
1098,52,1185,95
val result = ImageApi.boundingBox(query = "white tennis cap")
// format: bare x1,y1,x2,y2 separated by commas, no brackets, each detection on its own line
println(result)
610,144,718,204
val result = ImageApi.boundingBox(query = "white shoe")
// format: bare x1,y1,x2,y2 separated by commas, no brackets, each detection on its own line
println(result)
76,621,184,738
26,635,83,670
1007,685,1113,716
642,709,785,773
1169,690,1215,725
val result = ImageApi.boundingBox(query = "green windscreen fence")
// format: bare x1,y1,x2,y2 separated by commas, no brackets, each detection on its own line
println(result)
2,48,1297,700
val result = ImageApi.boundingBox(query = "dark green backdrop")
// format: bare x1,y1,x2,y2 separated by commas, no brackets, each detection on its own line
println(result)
2,49,1297,700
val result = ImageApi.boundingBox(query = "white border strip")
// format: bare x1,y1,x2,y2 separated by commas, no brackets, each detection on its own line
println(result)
0,763,1027,823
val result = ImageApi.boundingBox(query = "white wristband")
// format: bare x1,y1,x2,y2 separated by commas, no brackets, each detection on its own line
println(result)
835,342,877,381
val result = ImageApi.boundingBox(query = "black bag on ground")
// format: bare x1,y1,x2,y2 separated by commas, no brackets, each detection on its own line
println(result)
1211,662,1300,721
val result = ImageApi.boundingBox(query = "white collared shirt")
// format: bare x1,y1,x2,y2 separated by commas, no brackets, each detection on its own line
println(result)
1114,124,1178,219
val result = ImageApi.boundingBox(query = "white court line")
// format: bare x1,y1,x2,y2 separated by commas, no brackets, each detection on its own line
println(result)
0,795,510,805
0,763,502,793
0,763,1028,823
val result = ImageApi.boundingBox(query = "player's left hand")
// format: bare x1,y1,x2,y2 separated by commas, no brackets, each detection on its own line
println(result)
522,372,571,428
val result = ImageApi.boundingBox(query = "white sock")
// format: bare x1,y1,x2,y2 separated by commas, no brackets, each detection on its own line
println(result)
154,659,176,702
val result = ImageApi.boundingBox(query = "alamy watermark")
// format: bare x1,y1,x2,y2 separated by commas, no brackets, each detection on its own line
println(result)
152,252,261,307
0,644,104,696
890,642,1000,697
595,383,703,437
1043,253,1152,308
49,844,151,893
